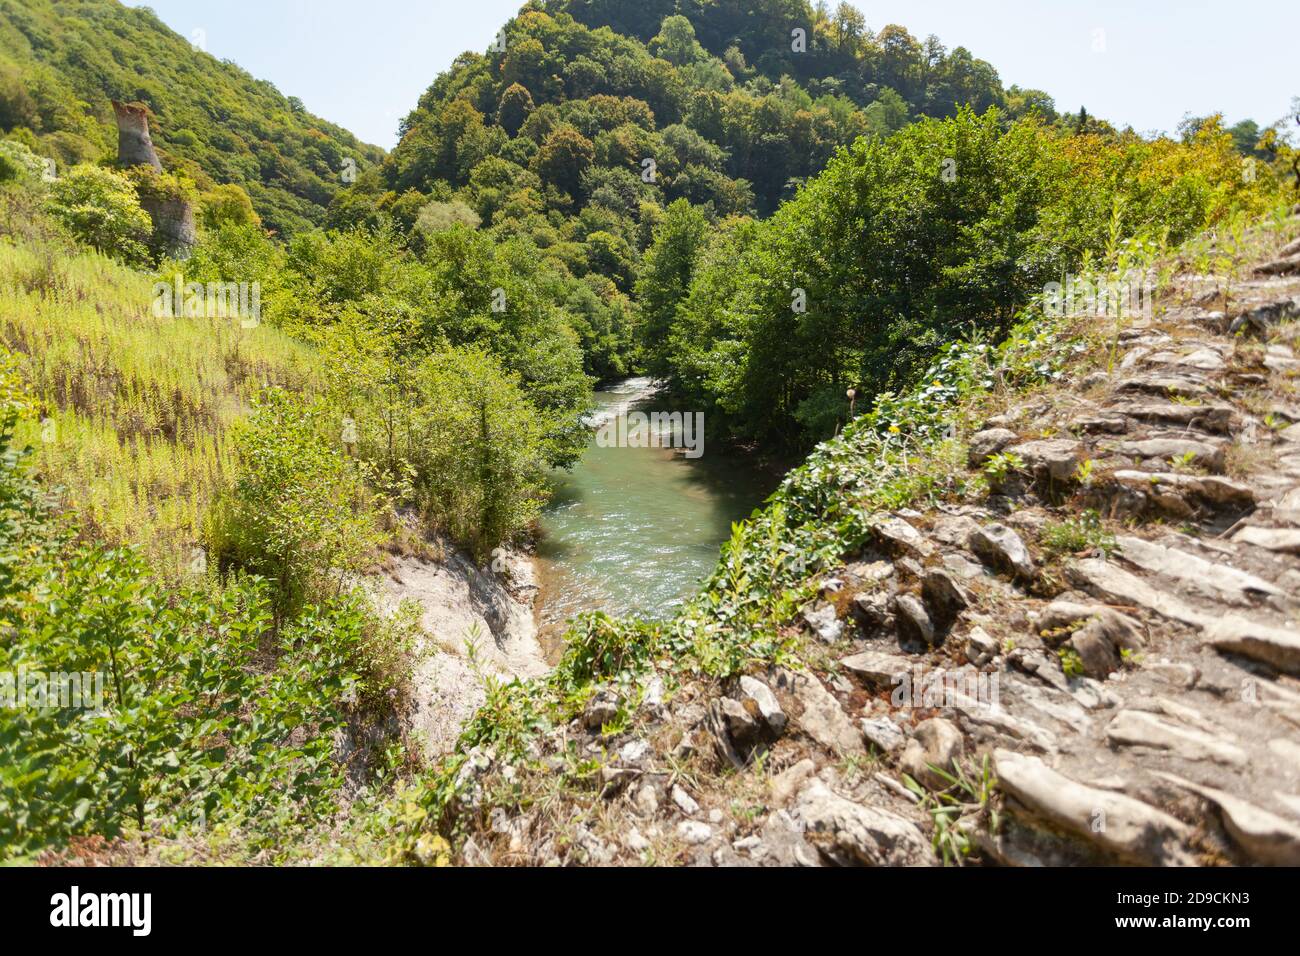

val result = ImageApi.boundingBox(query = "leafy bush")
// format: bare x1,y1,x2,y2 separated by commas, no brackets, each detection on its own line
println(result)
0,139,46,183
1041,509,1116,557
199,183,261,230
207,388,385,620
415,199,481,235
0,352,385,859
404,348,551,554
43,164,151,264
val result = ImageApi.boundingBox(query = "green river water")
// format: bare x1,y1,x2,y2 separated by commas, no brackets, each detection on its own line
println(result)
534,378,777,641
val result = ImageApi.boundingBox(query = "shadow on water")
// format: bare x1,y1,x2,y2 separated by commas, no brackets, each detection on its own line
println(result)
534,379,780,644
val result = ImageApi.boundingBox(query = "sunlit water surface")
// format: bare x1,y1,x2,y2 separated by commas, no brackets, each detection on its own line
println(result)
534,378,777,645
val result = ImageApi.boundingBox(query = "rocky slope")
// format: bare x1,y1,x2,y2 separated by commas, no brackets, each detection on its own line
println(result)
428,213,1300,867
380,543,547,762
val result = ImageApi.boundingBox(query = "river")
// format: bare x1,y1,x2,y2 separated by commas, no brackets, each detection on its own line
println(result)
533,377,778,646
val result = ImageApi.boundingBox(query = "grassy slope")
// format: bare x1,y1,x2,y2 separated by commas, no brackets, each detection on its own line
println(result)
0,235,322,574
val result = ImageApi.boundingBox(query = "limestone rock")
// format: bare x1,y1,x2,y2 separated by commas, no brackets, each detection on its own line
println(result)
1254,254,1300,277
1234,526,1300,554
1229,296,1300,335
632,782,660,817
851,590,895,634
1204,616,1300,675
894,593,936,648
970,523,1035,579
1110,470,1254,515
801,602,843,642
771,667,864,755
900,717,965,790
1007,647,1072,692
873,516,934,558
1156,773,1300,866
1117,536,1282,607
677,820,712,845
1035,598,1142,679
794,780,933,866
1105,710,1247,766
618,738,651,764
860,715,906,753
1115,374,1208,399
583,688,620,730
640,674,665,716
993,749,1194,865
842,560,895,587
1110,398,1234,434
964,625,999,666
717,697,762,749
1148,661,1200,689
921,568,970,629
672,784,700,816
1068,556,1205,628
737,675,787,736
840,649,912,689
755,809,821,866
768,758,816,805
1113,437,1225,471
1009,438,1083,483
111,100,162,171
967,428,1019,467
1267,738,1300,766
1037,598,1143,651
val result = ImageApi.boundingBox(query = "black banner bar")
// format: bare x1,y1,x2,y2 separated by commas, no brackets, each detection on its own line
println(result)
0,865,1283,942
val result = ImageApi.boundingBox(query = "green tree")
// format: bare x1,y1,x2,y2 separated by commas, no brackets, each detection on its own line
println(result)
207,389,383,621
531,125,595,202
199,182,261,230
415,199,482,236
498,82,536,136
649,15,709,67
44,163,151,262
408,348,551,556
634,198,710,377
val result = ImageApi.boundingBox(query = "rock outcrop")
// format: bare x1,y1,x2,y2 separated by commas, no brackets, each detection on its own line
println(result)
111,100,163,172
378,539,546,760
112,100,196,258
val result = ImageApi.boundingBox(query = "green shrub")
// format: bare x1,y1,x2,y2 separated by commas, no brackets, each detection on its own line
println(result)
405,347,551,557
1041,509,1116,557
0,139,47,183
43,163,151,264
0,352,383,858
206,388,385,620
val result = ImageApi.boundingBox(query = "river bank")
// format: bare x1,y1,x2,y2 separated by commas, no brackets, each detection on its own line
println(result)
375,378,782,757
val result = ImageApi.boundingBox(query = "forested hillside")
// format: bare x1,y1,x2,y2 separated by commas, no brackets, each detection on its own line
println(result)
330,3,1055,379
546,0,1022,118
335,2,1285,442
0,0,383,233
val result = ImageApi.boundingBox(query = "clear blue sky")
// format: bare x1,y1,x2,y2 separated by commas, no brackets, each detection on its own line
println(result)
128,1,1299,149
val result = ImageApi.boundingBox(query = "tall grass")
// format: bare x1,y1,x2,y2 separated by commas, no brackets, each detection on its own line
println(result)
0,238,321,572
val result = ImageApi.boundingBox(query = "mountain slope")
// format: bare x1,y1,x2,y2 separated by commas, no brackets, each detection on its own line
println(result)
0,0,384,234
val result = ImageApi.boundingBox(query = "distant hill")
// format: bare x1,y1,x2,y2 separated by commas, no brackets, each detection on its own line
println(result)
364,3,1056,259
0,0,384,234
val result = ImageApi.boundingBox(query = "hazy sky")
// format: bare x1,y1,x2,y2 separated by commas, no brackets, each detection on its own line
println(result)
128,1,1299,149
